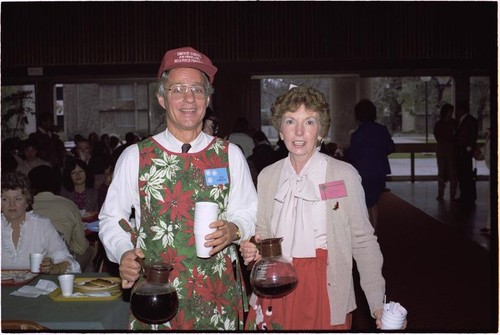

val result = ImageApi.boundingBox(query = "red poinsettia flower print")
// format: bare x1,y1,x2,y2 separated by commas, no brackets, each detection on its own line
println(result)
158,181,194,222
197,276,231,315
160,248,186,280
139,145,157,169
168,309,195,330
192,152,225,171
185,267,206,299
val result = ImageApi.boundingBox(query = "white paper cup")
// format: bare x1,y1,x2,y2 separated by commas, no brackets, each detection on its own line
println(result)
58,274,75,297
29,253,44,273
380,302,407,330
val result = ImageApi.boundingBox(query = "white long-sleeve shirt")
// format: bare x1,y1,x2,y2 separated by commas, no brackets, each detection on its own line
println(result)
1,212,81,272
99,129,257,264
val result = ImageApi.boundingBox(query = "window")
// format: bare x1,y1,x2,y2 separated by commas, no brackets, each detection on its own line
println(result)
53,82,164,142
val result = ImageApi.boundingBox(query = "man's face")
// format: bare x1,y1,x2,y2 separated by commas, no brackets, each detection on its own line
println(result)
24,146,37,160
157,68,210,138
76,141,91,160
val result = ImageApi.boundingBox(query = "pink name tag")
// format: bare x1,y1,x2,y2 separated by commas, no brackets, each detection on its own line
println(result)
319,180,347,200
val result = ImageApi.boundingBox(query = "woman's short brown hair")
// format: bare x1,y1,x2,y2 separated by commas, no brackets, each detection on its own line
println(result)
1,171,33,207
270,86,331,138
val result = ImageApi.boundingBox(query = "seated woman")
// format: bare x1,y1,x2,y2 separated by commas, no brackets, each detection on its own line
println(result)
1,171,80,274
61,159,99,220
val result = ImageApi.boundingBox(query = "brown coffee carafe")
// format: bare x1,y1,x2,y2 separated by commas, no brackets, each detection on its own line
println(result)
130,260,179,327
249,237,298,298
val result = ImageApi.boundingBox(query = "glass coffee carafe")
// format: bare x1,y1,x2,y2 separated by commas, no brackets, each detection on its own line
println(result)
249,237,298,298
130,260,179,329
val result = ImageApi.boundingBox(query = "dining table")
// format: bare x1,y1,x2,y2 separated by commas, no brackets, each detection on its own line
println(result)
1,272,131,330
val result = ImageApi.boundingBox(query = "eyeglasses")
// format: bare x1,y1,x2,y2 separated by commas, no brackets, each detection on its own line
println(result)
168,84,207,98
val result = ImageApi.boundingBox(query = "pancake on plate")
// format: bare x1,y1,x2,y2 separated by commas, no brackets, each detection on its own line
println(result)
74,277,120,292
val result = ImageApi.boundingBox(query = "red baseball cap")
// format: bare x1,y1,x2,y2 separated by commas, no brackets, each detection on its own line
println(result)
157,47,217,83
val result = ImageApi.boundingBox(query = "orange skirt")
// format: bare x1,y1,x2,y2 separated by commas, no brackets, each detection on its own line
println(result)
245,249,352,330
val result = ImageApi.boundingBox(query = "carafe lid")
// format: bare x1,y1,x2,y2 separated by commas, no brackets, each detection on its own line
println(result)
260,237,283,257
148,263,172,284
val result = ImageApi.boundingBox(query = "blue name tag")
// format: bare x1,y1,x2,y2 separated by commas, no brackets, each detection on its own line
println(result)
204,168,229,186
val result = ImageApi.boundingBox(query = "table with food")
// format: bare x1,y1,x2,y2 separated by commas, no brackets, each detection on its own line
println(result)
1,272,130,330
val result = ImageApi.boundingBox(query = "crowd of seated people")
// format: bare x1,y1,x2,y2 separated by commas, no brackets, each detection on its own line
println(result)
0,128,138,273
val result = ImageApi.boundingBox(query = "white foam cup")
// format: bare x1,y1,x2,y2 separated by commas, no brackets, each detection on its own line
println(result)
195,233,213,258
29,253,44,273
193,202,219,234
193,202,218,258
58,274,75,297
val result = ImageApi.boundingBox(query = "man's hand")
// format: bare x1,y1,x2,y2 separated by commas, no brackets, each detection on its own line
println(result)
205,220,239,256
119,248,144,289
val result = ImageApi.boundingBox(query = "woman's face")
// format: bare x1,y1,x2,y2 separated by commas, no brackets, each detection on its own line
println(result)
71,165,87,186
1,188,28,224
203,119,214,135
279,104,321,163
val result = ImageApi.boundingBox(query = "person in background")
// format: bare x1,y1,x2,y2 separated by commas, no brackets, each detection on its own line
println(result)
240,87,386,330
74,137,92,165
61,159,99,217
453,101,478,206
99,46,257,330
97,156,116,210
227,117,255,158
1,171,81,274
433,103,457,201
480,127,491,234
16,139,51,175
109,135,121,153
344,99,395,231
274,138,289,160
29,165,95,272
100,133,112,155
88,132,100,148
202,107,219,136
112,132,138,163
88,140,113,189
30,112,66,171
247,130,278,186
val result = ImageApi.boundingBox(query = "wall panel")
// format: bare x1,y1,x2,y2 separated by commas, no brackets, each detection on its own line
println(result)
1,2,496,72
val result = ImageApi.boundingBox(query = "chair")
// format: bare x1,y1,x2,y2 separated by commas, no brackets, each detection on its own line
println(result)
2,320,49,331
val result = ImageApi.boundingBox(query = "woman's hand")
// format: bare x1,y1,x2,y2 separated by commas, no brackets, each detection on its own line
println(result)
239,234,262,265
374,308,383,329
40,257,52,274
119,248,144,289
42,257,70,274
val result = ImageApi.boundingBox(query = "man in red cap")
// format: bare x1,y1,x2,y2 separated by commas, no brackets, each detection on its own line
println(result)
99,47,257,330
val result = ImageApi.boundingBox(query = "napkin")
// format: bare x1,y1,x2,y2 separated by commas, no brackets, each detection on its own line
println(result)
384,301,408,316
10,279,58,298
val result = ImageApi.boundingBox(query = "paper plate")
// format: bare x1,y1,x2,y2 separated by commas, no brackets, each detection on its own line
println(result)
1,270,40,286
73,277,121,293
49,288,122,301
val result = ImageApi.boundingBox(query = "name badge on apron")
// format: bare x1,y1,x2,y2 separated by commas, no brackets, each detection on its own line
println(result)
204,168,229,186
